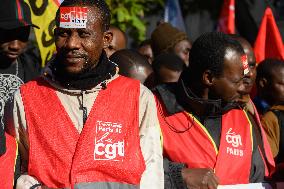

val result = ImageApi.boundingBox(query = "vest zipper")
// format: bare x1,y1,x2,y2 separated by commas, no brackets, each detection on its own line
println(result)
80,91,88,125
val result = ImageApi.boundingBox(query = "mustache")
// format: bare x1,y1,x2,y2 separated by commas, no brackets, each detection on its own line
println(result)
57,50,88,59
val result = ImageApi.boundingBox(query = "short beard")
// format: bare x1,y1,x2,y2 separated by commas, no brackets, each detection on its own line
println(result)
54,55,97,79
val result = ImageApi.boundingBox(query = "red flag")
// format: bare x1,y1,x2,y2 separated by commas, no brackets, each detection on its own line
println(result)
254,7,284,63
217,0,235,34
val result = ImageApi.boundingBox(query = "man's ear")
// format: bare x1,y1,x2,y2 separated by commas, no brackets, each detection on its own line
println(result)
259,78,267,88
203,69,214,86
103,31,113,49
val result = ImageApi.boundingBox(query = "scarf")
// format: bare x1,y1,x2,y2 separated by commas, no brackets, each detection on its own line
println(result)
49,51,117,90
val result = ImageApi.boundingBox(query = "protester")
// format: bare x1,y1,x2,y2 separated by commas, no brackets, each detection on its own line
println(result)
256,59,284,181
0,119,20,189
104,25,127,57
154,32,274,189
152,53,184,85
151,22,191,66
0,0,41,127
230,35,257,102
109,49,153,84
255,59,284,116
232,35,278,184
5,0,163,188
137,39,153,64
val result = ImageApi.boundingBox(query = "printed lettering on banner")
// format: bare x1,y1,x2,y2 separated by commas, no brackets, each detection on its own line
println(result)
94,121,125,161
60,7,88,28
226,128,244,157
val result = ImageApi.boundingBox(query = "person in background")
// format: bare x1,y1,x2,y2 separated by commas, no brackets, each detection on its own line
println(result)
5,0,163,188
152,53,184,85
137,39,153,64
154,32,274,189
104,25,127,57
0,0,41,126
151,22,191,67
230,35,257,112
256,59,284,181
110,49,153,85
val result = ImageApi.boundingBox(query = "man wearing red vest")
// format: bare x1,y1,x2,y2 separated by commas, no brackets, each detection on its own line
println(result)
155,32,275,189
4,0,163,188
0,120,19,189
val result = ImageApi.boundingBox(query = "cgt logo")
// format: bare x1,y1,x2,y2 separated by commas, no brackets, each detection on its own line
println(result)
94,140,124,160
226,128,242,147
94,121,125,161
59,7,88,28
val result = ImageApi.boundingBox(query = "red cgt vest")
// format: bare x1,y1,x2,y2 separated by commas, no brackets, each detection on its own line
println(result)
156,99,274,185
0,133,18,189
20,76,145,188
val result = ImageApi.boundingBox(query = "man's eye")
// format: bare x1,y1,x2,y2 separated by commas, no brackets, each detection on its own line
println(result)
79,31,90,37
56,30,68,37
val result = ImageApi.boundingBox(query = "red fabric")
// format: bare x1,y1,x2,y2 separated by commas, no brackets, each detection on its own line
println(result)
21,76,145,188
156,97,273,185
254,7,284,63
217,0,235,34
0,133,17,189
215,109,252,184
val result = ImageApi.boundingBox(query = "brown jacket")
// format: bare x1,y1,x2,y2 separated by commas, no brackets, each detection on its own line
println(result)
261,105,284,158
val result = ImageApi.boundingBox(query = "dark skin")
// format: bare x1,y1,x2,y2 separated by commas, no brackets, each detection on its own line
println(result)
256,64,284,108
233,37,257,112
262,66,284,106
54,6,112,75
173,39,191,67
209,49,245,103
0,27,30,68
138,44,153,64
181,48,245,189
237,37,256,95
104,27,126,58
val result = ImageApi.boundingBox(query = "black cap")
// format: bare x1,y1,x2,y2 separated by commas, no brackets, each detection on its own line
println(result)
0,0,39,30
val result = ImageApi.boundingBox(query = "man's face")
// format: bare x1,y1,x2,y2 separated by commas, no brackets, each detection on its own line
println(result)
241,40,256,94
55,6,111,75
173,39,191,67
267,67,284,104
210,49,245,103
105,28,126,57
138,44,153,64
0,27,30,62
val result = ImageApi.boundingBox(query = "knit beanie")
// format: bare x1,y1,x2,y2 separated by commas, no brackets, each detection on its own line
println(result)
151,22,188,56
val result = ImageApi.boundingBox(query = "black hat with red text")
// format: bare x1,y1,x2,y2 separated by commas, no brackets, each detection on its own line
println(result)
0,0,39,30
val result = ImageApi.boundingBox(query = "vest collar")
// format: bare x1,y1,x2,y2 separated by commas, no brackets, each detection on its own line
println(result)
154,80,240,118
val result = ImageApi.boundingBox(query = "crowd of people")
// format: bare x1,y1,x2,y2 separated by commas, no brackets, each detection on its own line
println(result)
0,0,284,189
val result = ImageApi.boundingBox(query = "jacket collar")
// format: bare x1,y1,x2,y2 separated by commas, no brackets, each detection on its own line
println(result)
153,79,240,118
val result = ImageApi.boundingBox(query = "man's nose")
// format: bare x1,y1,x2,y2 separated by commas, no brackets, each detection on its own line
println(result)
65,34,81,50
8,40,22,51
